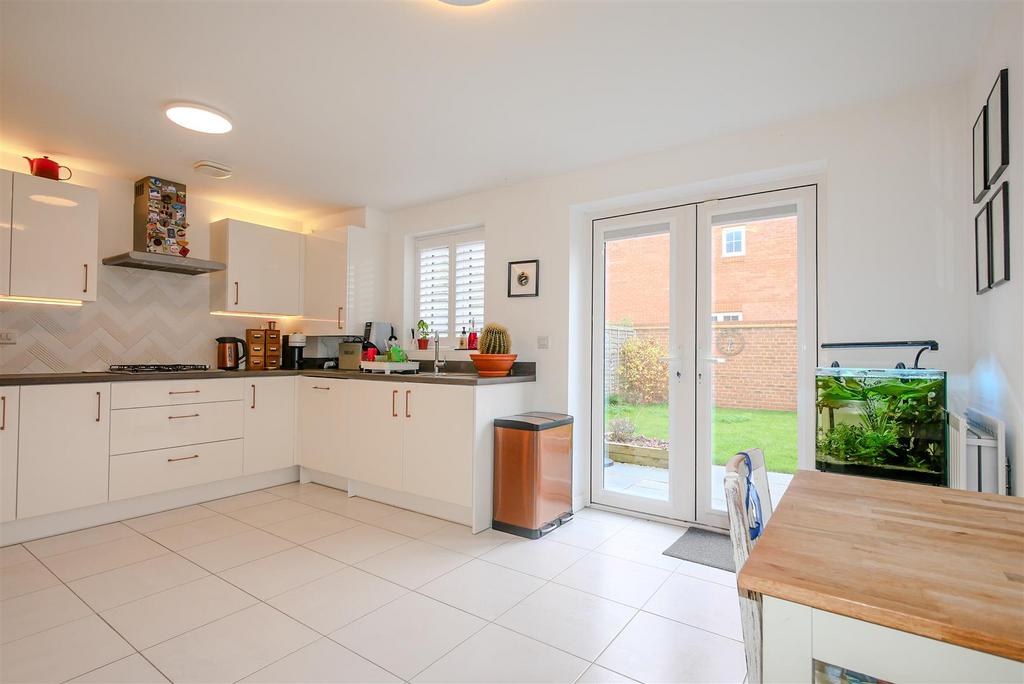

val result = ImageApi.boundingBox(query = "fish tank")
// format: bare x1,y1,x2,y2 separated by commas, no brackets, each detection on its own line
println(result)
815,367,947,486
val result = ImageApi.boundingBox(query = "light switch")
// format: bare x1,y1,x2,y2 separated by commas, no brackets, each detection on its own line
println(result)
0,330,16,345
537,335,549,350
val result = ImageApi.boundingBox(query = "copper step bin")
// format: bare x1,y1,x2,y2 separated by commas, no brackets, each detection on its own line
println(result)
493,412,573,539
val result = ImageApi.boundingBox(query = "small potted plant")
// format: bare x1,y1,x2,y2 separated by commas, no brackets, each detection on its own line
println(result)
416,320,430,350
470,323,517,377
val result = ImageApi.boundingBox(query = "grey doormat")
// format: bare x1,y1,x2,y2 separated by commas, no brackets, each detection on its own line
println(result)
662,528,735,572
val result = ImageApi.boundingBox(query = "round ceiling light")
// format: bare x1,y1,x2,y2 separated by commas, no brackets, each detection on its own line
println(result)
439,0,489,5
165,103,233,134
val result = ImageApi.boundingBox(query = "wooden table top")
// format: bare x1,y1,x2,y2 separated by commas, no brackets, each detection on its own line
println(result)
737,470,1024,661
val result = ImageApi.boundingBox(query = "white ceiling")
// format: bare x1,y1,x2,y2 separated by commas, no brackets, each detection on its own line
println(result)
0,1,1001,218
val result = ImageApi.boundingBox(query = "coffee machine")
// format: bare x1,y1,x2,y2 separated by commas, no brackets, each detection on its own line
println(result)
363,322,394,354
281,333,306,369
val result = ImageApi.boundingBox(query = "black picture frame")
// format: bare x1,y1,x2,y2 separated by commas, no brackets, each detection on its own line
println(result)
986,68,1010,187
507,259,539,297
975,203,991,294
973,105,989,203
990,181,1011,287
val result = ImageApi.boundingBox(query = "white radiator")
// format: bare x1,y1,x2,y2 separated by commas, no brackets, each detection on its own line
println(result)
948,409,1009,495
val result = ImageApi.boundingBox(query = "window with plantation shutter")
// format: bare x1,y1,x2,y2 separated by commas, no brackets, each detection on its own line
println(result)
414,227,484,342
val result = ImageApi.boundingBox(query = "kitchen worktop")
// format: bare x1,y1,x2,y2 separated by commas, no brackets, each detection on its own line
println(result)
0,361,536,387
738,470,1024,662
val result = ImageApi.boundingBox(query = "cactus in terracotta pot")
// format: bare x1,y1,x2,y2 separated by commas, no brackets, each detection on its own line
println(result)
478,323,511,355
470,323,517,377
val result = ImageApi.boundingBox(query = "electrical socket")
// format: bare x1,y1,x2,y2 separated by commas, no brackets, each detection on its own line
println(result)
537,335,550,350
0,330,16,345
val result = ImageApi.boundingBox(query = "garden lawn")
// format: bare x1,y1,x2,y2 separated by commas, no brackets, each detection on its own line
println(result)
605,403,798,474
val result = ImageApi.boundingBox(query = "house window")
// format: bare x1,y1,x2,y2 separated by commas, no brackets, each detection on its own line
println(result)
722,226,746,257
711,311,743,322
415,228,485,340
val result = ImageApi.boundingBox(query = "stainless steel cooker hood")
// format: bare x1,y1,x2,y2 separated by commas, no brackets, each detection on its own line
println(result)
102,250,225,275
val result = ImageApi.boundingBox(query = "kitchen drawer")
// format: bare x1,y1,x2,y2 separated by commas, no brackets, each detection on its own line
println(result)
111,377,245,409
109,439,243,501
110,400,243,455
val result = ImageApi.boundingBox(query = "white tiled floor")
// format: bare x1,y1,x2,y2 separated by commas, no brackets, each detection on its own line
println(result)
0,483,746,683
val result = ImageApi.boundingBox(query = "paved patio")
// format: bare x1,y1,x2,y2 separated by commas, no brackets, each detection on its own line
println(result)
603,461,793,512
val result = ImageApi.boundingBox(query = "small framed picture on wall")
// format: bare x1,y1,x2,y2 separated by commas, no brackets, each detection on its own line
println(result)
976,203,991,294
989,181,1010,287
986,68,1010,187
973,106,988,203
507,259,539,297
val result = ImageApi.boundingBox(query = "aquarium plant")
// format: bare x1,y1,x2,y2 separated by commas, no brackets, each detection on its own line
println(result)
815,367,947,485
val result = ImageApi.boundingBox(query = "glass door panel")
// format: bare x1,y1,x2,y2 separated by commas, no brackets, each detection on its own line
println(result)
591,206,695,520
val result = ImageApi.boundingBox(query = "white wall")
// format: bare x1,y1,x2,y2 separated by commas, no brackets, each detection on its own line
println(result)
967,1,1023,495
382,79,974,504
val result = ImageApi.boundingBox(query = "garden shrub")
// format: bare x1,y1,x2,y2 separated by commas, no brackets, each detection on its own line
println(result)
607,418,636,443
617,336,668,405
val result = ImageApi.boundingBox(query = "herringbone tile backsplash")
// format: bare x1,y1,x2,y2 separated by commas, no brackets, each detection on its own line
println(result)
0,266,259,373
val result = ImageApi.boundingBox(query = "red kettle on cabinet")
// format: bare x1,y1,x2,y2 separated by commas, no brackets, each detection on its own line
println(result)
23,156,72,181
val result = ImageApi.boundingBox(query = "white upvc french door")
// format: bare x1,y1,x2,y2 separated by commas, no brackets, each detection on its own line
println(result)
591,205,697,520
694,186,817,527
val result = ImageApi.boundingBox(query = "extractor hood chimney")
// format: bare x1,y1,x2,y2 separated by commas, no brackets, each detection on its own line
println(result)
102,175,225,276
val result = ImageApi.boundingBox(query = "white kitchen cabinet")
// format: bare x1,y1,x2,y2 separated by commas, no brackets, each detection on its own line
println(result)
17,383,110,519
0,170,12,296
296,377,349,477
209,218,303,316
402,384,474,507
7,172,99,302
244,376,296,474
302,234,348,336
109,439,243,501
0,388,19,522
346,380,404,491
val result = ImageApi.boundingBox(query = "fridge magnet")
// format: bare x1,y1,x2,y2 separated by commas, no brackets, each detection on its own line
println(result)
976,203,991,294
508,259,539,297
973,106,988,203
986,68,1009,187
989,181,1010,287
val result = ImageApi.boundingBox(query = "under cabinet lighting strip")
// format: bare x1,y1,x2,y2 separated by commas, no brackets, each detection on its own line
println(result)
0,296,83,307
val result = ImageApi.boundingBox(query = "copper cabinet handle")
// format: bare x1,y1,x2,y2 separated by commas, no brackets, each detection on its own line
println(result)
168,390,200,395
167,454,199,463
95,391,101,422
405,390,411,418
83,264,88,293
168,413,200,420
251,383,256,409
1,395,7,431
392,389,398,417
312,386,330,390
234,281,239,305
337,306,343,329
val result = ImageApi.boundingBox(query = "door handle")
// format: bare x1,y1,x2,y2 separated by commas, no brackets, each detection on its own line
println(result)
1,395,5,431
312,386,330,390
168,390,200,395
95,391,101,422
251,383,256,409
168,413,200,420
405,390,411,418
392,389,398,417
167,454,199,463
234,281,239,306
337,306,344,329
83,264,88,293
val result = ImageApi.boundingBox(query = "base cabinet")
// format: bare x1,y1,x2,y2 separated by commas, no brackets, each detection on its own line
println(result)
17,383,110,519
346,380,404,491
296,377,349,477
0,388,19,522
402,384,474,506
244,376,296,474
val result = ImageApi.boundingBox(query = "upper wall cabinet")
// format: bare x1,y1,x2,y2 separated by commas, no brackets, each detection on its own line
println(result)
1,171,99,302
302,233,348,335
209,218,304,316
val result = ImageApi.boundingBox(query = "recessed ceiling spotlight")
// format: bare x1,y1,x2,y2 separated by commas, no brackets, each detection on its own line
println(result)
193,160,233,179
165,103,233,134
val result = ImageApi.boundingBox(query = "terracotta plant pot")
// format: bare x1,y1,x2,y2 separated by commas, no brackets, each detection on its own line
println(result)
417,338,429,350
470,353,517,377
